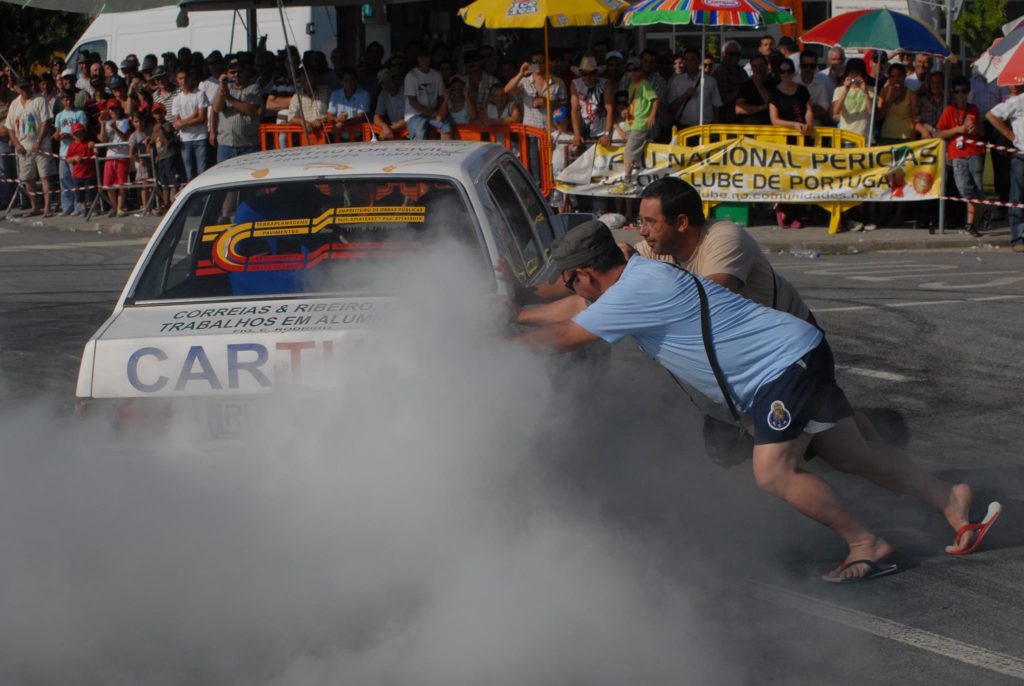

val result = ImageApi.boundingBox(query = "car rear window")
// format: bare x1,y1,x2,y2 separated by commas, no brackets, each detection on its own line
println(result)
132,177,486,301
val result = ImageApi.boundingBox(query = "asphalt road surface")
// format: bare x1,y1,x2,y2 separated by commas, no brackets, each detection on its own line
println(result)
1,222,1021,684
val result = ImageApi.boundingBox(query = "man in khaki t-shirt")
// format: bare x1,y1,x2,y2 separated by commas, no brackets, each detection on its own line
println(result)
631,217,812,322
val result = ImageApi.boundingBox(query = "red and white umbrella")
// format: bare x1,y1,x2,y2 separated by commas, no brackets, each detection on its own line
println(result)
974,21,1024,86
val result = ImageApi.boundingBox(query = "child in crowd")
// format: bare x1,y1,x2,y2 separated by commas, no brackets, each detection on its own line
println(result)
128,111,155,214
149,103,183,210
98,98,133,217
65,123,96,216
549,105,576,212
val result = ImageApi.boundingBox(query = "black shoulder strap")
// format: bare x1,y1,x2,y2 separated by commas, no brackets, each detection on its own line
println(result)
687,271,741,422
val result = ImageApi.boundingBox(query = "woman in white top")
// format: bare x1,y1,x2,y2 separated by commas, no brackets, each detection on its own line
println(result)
483,84,521,124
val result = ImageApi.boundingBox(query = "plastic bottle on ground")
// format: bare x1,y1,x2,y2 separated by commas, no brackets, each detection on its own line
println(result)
788,249,820,259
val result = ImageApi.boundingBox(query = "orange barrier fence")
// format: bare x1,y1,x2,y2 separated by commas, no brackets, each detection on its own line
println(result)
258,121,554,197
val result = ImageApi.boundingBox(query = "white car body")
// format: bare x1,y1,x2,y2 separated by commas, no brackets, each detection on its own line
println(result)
76,141,583,435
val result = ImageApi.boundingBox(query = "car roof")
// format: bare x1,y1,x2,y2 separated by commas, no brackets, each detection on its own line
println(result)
192,140,509,188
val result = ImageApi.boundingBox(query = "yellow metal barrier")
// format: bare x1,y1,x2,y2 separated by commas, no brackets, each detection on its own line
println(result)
671,125,867,234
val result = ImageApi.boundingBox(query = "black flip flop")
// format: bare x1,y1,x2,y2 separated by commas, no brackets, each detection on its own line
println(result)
822,559,898,584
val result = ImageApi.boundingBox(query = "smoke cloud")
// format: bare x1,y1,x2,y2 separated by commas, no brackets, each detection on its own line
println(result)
0,246,799,685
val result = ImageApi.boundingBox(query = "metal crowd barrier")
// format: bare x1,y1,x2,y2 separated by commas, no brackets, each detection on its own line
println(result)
87,142,159,219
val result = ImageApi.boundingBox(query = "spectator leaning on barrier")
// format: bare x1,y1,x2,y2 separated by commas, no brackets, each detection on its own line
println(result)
482,83,520,125
98,98,132,217
373,68,407,139
213,59,263,163
404,47,451,140
938,76,988,237
327,67,371,126
171,69,210,180
286,69,330,134
831,58,873,140
54,90,88,215
570,55,614,148
65,123,95,215
769,59,813,230
5,77,55,217
735,54,776,126
986,85,1024,253
878,63,917,144
441,74,476,126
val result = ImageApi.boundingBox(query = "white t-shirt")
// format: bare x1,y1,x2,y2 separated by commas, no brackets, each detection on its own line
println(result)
4,94,53,148
170,90,210,142
404,68,445,117
990,93,1024,152
799,73,830,119
667,72,722,127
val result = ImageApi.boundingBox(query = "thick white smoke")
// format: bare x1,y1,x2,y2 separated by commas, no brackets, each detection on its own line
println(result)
0,246,781,684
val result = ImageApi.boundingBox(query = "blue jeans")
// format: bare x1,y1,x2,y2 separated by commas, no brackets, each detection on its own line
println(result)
181,140,208,180
1010,154,1023,247
406,113,453,140
59,159,76,213
217,144,259,164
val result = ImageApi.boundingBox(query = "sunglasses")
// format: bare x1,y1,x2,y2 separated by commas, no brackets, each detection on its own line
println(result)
778,68,795,75
563,270,580,292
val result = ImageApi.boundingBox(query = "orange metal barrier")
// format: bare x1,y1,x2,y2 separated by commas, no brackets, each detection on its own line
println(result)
672,124,868,234
257,121,554,197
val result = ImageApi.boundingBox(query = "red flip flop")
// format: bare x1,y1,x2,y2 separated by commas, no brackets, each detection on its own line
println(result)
946,501,1002,556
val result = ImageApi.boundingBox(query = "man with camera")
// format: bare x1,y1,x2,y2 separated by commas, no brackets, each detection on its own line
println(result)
212,58,263,163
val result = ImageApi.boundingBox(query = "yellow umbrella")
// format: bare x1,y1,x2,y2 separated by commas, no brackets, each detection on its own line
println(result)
458,0,630,134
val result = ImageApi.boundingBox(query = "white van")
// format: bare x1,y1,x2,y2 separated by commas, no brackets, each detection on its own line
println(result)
65,5,338,67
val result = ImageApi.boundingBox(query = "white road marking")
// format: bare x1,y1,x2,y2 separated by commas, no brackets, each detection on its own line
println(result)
920,276,1024,290
0,239,149,253
749,581,1024,680
814,294,1024,313
0,227,14,235
849,269,1016,283
837,366,912,382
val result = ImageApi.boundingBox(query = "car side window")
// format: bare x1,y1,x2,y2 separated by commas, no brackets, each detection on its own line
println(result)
485,168,543,281
501,159,555,248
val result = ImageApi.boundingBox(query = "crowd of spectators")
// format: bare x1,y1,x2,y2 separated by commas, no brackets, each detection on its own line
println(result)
0,37,1019,237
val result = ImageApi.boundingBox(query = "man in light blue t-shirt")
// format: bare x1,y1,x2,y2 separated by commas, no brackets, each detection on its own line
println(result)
515,220,999,583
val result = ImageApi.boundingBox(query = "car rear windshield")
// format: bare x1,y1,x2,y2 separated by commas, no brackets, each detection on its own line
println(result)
132,177,487,301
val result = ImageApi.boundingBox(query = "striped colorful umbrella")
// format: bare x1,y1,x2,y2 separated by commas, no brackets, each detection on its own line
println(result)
621,0,795,27
800,9,950,56
622,0,795,130
974,22,1024,86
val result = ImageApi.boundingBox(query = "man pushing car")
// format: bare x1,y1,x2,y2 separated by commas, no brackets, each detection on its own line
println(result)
512,219,1001,583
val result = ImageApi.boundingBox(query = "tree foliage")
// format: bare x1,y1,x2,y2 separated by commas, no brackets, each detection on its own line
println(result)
0,6,90,74
953,0,1008,57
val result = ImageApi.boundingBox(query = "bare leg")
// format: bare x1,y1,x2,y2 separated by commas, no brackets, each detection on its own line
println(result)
811,417,972,544
24,180,39,212
752,432,892,580
40,177,52,214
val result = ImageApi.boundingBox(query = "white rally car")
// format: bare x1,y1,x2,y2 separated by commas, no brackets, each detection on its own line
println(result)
76,141,592,437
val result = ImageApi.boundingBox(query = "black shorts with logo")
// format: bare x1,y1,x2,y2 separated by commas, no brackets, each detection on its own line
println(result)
750,337,854,445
